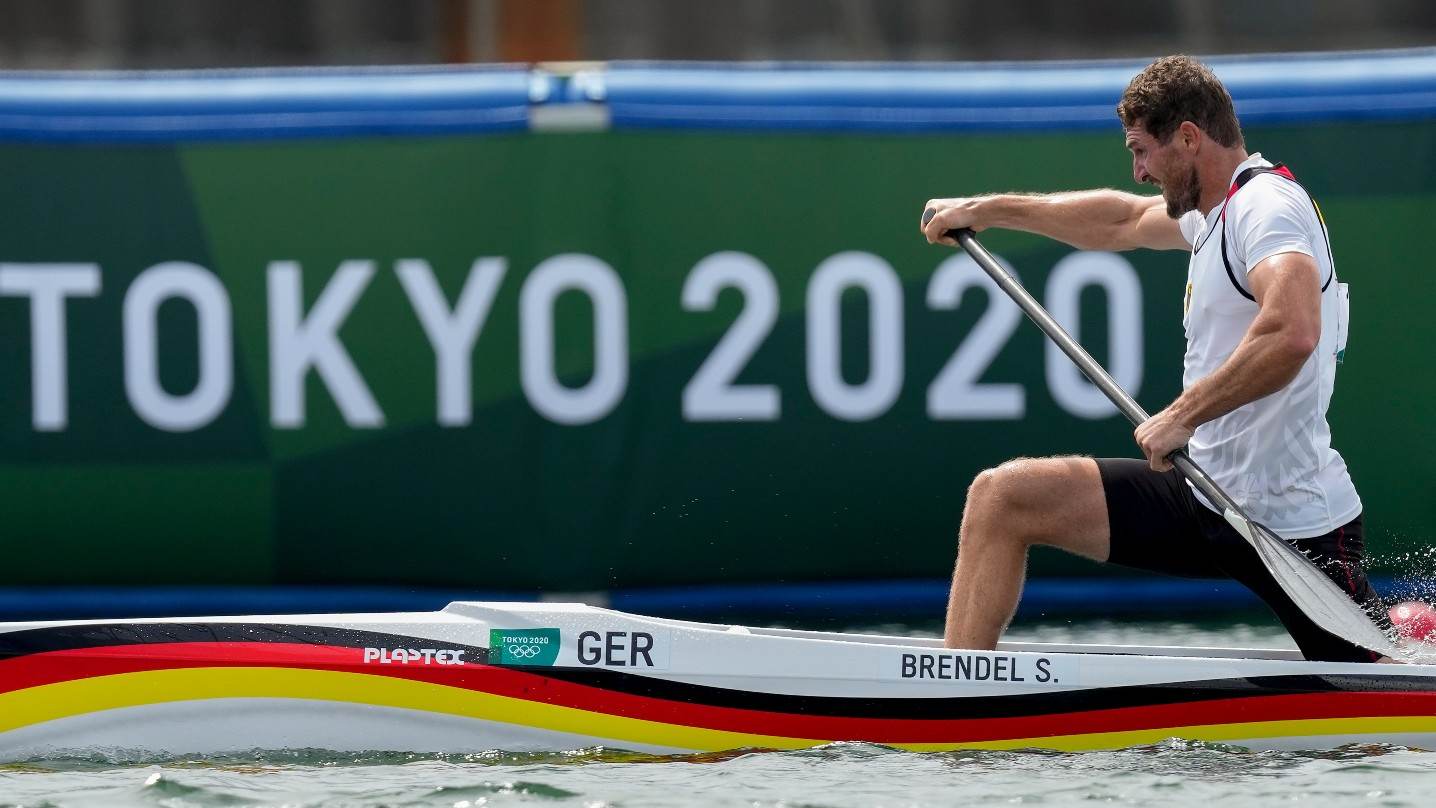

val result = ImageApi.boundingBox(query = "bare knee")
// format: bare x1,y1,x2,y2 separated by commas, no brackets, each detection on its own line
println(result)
961,456,1104,552
963,458,1045,545
971,457,1050,510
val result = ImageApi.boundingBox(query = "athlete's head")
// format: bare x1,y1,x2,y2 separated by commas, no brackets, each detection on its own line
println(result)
1117,55,1244,218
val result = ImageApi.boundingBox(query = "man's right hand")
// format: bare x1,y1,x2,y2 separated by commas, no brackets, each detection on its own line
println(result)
921,198,986,246
918,190,1187,253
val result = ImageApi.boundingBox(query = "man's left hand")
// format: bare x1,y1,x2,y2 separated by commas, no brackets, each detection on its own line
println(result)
1134,409,1195,472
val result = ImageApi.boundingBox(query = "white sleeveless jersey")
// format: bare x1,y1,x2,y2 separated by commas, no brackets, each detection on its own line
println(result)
1175,153,1361,538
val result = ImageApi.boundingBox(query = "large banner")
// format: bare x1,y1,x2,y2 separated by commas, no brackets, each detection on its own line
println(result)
1,61,1432,590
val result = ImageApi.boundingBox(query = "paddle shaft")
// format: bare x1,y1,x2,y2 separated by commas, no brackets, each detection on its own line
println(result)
949,229,1267,524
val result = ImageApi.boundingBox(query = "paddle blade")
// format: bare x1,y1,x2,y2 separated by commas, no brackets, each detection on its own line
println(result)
1223,508,1398,657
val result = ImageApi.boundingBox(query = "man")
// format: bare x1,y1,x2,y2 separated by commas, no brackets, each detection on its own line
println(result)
919,55,1380,662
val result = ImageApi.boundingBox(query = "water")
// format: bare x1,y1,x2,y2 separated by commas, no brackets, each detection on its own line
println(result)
5,742,1434,808
3,619,1435,808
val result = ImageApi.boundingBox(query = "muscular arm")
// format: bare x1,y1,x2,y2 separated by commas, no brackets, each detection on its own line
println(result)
921,190,1189,252
1135,251,1323,470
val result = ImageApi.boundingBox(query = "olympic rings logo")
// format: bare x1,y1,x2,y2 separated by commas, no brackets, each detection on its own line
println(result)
507,644,543,658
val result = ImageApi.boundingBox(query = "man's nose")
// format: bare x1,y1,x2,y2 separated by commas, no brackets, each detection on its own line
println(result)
1133,158,1149,185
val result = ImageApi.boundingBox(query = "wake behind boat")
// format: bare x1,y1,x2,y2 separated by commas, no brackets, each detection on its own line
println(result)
0,601,1433,760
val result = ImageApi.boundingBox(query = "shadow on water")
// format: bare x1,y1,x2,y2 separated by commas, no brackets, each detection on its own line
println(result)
0,745,775,772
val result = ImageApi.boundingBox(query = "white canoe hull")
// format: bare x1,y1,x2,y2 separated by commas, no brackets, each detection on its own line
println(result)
0,601,1432,758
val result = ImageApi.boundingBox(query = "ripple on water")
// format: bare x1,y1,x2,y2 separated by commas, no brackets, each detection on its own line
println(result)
2,742,1436,808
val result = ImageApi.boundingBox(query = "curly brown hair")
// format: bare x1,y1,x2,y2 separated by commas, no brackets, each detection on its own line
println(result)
1116,55,1242,148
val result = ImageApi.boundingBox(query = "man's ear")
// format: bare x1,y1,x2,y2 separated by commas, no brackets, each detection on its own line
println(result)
1178,120,1202,151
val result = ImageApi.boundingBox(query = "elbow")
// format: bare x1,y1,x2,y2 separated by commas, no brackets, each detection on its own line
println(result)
1263,332,1317,392
1281,328,1320,363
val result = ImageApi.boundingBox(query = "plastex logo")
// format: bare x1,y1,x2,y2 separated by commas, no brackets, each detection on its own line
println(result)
488,627,561,666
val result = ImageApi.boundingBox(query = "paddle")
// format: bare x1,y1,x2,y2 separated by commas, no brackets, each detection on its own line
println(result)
925,218,1396,657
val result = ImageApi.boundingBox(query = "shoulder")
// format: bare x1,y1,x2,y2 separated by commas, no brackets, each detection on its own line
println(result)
1226,172,1320,264
1227,172,1310,221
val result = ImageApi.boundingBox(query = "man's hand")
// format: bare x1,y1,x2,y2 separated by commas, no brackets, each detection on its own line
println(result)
919,191,1188,252
1134,408,1195,472
921,197,986,246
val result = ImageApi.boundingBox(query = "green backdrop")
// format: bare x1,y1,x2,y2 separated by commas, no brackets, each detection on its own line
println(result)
1,122,1431,588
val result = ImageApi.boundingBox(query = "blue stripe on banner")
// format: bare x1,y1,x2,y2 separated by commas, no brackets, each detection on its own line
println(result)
592,49,1436,131
5,49,1436,141
0,66,541,142
0,586,534,620
610,577,1268,616
0,577,1411,621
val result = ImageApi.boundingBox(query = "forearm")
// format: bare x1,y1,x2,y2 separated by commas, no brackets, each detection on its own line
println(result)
973,190,1153,251
1166,315,1311,429
1134,253,1323,472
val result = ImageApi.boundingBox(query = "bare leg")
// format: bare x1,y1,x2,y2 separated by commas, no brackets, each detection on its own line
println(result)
943,456,1111,650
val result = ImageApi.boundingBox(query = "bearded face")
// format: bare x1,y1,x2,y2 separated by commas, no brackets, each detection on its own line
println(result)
1126,123,1206,218
1161,160,1202,218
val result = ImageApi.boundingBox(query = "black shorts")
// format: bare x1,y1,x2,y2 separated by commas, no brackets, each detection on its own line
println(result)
1096,457,1384,663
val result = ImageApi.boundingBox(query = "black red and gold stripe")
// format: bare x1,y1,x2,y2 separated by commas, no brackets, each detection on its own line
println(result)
2,623,1434,752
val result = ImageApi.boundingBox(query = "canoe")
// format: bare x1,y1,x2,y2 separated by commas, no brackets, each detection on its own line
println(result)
0,601,1431,759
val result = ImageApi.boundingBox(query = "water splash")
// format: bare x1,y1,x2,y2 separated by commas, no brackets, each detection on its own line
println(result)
1361,537,1436,663
1372,542,1436,604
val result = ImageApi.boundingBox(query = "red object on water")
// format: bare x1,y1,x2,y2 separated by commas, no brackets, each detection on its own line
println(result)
1388,601,1436,642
